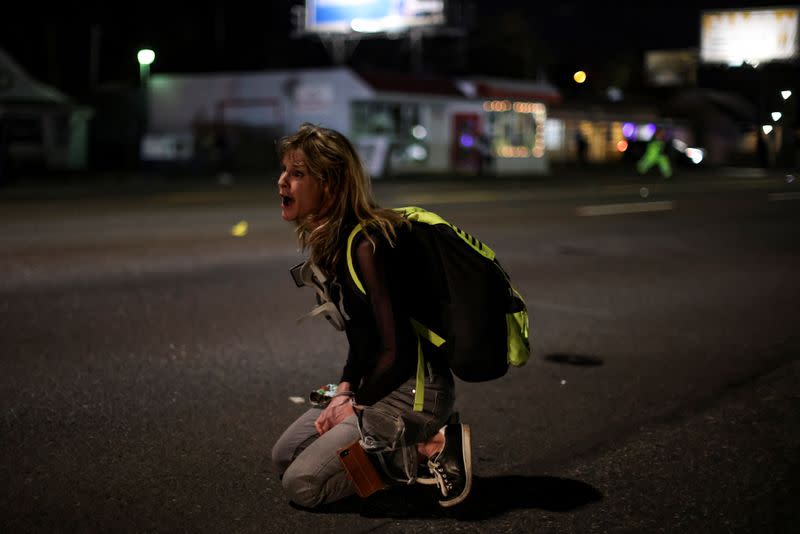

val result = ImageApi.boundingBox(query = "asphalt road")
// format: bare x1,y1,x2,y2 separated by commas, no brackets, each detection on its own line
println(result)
1,170,799,533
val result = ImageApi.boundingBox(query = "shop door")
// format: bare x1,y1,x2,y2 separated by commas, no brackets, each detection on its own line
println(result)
451,113,481,173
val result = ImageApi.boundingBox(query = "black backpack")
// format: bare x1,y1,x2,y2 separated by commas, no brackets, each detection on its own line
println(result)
346,206,530,383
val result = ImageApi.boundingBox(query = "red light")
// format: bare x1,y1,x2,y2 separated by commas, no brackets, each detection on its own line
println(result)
617,140,629,152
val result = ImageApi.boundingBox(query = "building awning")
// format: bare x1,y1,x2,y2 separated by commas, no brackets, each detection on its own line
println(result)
471,79,562,104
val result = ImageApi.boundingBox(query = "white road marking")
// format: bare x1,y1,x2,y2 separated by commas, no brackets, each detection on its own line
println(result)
576,200,674,217
768,192,800,201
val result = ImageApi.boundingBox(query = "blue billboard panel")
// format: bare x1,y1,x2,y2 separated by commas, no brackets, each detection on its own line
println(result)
314,0,393,25
306,0,445,34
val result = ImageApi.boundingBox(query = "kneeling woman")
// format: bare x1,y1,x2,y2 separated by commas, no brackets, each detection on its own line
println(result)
271,123,471,508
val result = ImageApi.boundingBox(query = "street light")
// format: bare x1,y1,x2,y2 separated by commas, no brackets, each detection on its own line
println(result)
781,90,792,100
573,70,587,84
772,111,783,121
137,49,155,87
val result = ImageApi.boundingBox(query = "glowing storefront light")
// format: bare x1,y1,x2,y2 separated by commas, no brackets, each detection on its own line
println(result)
406,144,428,160
513,102,542,113
411,125,428,139
483,100,512,112
672,139,688,153
460,134,474,148
622,122,636,139
640,123,657,141
686,147,705,164
617,140,629,152
573,70,587,83
499,146,530,158
762,124,774,134
544,119,565,151
782,90,792,100
484,100,546,159
607,86,623,101
772,111,783,121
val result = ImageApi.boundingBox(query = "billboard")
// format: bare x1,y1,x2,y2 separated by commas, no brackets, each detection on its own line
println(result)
701,8,799,65
305,0,445,34
645,49,698,87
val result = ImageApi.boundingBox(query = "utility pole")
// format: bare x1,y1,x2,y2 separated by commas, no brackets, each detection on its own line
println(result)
89,24,101,92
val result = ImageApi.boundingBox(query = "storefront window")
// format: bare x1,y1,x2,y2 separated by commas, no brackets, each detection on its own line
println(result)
351,101,429,164
483,101,546,158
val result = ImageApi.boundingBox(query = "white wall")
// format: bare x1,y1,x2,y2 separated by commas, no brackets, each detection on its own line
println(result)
146,67,374,136
145,67,552,175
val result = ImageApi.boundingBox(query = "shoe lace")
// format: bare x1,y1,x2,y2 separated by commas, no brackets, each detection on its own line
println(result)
424,458,453,496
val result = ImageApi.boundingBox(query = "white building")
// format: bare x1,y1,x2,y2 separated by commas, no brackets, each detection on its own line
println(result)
143,66,561,177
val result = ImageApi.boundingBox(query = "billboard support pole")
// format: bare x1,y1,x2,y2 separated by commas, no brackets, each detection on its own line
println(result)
409,28,423,74
319,34,360,65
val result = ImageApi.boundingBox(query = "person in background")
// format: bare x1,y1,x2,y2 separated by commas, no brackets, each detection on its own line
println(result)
214,124,234,185
476,131,494,176
637,127,673,178
575,130,589,165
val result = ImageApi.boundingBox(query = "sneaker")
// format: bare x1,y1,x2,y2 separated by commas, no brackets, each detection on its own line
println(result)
425,423,472,507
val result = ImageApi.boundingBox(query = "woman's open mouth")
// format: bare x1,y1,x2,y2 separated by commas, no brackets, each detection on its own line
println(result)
280,195,293,207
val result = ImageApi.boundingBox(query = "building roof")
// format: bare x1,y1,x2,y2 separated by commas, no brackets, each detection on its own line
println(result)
467,77,563,104
356,70,465,97
356,70,565,103
0,48,72,106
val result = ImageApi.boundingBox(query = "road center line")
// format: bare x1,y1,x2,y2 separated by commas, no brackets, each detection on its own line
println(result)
576,200,674,217
768,192,800,202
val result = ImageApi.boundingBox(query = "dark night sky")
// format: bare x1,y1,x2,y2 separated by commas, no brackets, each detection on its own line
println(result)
1,1,798,101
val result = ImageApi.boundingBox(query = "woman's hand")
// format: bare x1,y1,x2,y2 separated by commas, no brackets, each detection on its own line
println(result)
315,395,355,435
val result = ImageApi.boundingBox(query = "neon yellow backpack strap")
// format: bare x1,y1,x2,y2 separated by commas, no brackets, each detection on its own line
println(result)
413,338,425,412
346,223,366,295
410,317,445,348
393,206,496,261
507,287,530,367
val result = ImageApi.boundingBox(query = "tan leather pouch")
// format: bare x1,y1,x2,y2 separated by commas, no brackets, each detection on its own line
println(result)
337,441,387,498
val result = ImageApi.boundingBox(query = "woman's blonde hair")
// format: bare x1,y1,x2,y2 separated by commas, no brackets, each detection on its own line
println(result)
279,123,408,275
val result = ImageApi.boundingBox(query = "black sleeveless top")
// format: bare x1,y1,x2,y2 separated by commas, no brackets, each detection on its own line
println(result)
336,226,420,406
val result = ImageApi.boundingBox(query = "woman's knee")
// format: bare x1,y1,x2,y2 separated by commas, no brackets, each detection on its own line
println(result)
271,440,292,474
281,461,325,508
272,431,319,475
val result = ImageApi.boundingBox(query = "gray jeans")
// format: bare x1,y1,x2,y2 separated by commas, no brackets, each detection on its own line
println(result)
271,367,455,508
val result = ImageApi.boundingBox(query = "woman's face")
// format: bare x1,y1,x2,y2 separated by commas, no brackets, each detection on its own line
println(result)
277,149,325,225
